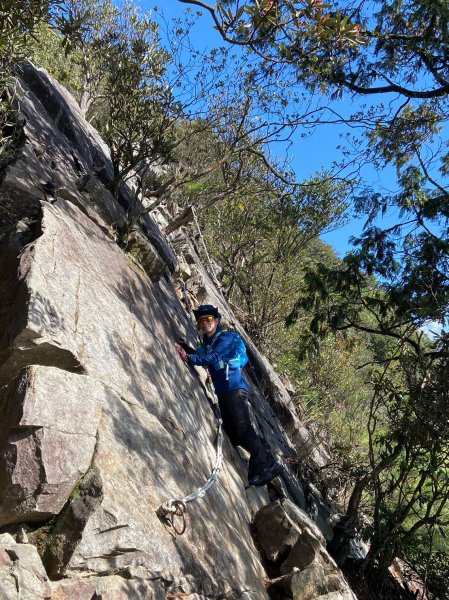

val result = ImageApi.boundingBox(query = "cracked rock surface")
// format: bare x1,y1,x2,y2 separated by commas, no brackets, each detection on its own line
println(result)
0,63,271,599
255,500,357,600
0,366,100,526
0,533,52,599
0,62,355,600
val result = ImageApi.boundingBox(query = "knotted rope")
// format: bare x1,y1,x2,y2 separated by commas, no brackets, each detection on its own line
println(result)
156,411,224,535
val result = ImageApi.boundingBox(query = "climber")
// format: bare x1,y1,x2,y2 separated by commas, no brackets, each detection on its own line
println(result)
176,304,282,487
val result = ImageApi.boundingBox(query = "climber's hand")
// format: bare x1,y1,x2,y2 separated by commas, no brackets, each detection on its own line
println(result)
176,344,189,363
177,338,192,353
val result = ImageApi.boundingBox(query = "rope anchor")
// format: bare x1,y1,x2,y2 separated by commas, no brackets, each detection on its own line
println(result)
157,499,187,536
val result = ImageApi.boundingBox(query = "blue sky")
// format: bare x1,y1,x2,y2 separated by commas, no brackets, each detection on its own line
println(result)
147,0,399,256
146,4,448,332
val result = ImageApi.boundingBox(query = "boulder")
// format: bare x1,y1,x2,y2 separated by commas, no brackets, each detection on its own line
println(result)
288,558,355,599
280,533,325,575
253,500,303,563
253,499,326,563
254,500,356,600
0,533,52,599
0,366,100,526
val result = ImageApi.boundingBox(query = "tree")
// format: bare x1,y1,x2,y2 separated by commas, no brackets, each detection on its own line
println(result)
37,2,324,222
177,0,447,99
201,170,349,344
179,1,449,591
0,0,62,170
177,1,449,314
147,38,354,235
26,22,85,100
289,255,449,590
57,0,179,195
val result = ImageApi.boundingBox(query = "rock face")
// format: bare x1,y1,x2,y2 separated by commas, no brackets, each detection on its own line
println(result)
0,367,100,526
0,62,351,599
0,533,52,600
254,500,356,600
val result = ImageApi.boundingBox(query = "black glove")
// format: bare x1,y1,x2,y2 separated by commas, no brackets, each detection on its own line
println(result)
177,338,195,354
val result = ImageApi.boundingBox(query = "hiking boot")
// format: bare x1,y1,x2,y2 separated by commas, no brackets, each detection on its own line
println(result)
248,462,282,487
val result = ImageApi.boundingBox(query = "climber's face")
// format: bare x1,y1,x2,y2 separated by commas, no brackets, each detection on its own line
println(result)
197,315,219,338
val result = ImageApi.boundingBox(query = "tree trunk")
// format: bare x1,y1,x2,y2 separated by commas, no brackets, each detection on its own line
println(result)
328,443,403,566
164,206,194,235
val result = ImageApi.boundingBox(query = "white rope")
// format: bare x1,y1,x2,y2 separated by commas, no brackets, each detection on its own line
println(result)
181,418,224,503
156,413,224,533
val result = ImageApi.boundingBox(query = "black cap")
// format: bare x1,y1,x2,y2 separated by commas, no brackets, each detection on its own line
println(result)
193,304,221,320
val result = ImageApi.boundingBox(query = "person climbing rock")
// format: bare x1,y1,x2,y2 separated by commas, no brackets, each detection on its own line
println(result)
176,304,282,487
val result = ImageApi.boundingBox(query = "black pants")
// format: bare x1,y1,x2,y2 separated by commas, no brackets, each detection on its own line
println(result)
217,389,271,478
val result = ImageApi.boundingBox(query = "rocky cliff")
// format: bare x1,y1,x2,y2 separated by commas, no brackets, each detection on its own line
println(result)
0,62,356,600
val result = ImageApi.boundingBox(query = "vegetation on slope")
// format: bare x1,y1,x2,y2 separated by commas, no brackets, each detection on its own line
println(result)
2,0,448,596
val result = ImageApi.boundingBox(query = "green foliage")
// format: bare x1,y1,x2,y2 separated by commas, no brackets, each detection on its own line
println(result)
200,168,349,344
0,0,52,68
35,0,180,194
26,23,85,100
279,325,375,485
0,0,56,169
406,534,449,600
204,0,363,79
291,249,449,591
193,0,449,100
97,4,177,188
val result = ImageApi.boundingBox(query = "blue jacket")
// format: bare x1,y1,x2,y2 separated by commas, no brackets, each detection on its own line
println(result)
187,327,249,396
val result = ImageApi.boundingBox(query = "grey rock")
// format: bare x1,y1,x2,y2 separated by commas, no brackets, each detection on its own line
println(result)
51,575,166,599
253,499,327,565
254,500,356,600
0,366,101,526
348,537,369,561
280,532,323,575
0,57,357,600
315,593,359,600
43,466,103,578
0,537,52,599
16,61,175,271
16,527,29,544
0,198,268,597
305,483,337,542
19,60,114,181
253,500,302,563
0,533,16,545
290,559,328,599
269,559,357,600
177,261,192,281
281,499,327,545
127,229,167,282
72,173,126,228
